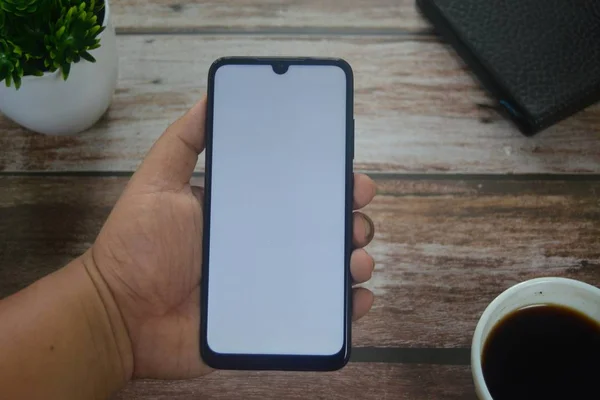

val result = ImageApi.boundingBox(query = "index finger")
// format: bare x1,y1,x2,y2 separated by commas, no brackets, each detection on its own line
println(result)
353,173,377,210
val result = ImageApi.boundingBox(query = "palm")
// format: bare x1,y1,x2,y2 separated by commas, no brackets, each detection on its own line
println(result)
88,98,376,380
93,184,209,378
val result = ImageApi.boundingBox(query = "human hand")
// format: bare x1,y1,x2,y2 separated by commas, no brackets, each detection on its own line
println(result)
88,96,378,379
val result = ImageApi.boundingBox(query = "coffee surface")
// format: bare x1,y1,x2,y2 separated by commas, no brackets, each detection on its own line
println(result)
482,304,600,400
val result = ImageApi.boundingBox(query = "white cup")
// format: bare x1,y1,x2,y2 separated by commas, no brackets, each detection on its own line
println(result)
471,277,600,400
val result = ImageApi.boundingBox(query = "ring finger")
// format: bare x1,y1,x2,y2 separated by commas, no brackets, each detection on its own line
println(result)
350,248,375,284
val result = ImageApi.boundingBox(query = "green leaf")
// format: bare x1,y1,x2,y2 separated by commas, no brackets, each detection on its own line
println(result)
89,25,100,35
56,25,65,38
80,50,94,62
61,62,70,80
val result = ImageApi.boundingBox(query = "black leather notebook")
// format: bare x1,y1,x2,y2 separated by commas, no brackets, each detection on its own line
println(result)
416,0,600,135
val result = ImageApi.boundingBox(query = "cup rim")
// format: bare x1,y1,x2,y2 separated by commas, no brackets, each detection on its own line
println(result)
471,277,600,400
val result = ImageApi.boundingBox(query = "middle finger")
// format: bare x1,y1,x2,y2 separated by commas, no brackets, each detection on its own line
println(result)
353,212,375,248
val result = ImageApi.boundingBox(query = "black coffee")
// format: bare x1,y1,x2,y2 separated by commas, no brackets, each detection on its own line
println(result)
482,304,600,400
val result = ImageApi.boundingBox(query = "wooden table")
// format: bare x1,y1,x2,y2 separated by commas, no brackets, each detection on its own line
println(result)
1,1,599,398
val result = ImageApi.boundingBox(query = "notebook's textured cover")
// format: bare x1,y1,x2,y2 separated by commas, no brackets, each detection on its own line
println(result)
416,0,600,135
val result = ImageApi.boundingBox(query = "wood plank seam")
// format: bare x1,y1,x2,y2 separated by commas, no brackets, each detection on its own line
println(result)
114,27,435,36
351,347,470,365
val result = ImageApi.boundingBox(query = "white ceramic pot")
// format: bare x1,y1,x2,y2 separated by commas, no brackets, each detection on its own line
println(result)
471,277,600,399
0,0,118,135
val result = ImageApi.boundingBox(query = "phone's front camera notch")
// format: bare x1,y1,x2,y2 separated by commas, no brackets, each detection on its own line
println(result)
272,63,289,75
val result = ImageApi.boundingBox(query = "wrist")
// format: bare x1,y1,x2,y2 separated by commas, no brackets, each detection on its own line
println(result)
78,250,134,389
0,252,134,399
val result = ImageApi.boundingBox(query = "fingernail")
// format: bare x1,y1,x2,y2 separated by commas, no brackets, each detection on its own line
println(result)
363,214,375,242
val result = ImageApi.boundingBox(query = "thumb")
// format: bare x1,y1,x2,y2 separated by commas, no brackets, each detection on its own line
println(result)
132,96,207,191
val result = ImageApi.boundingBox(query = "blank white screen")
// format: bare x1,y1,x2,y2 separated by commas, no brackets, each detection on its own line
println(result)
206,63,348,356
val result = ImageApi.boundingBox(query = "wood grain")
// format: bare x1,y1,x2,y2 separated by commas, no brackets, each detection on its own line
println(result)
110,0,427,32
359,177,600,347
2,176,598,348
2,35,599,174
114,363,474,400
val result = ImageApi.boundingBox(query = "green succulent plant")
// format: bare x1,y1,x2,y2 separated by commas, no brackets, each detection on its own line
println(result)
0,0,105,89
0,39,23,88
0,9,5,32
0,0,42,16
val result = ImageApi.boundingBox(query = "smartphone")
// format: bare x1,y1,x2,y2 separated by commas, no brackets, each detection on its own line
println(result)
200,57,354,371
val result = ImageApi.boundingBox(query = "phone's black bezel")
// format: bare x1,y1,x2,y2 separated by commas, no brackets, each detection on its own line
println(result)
200,57,355,372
